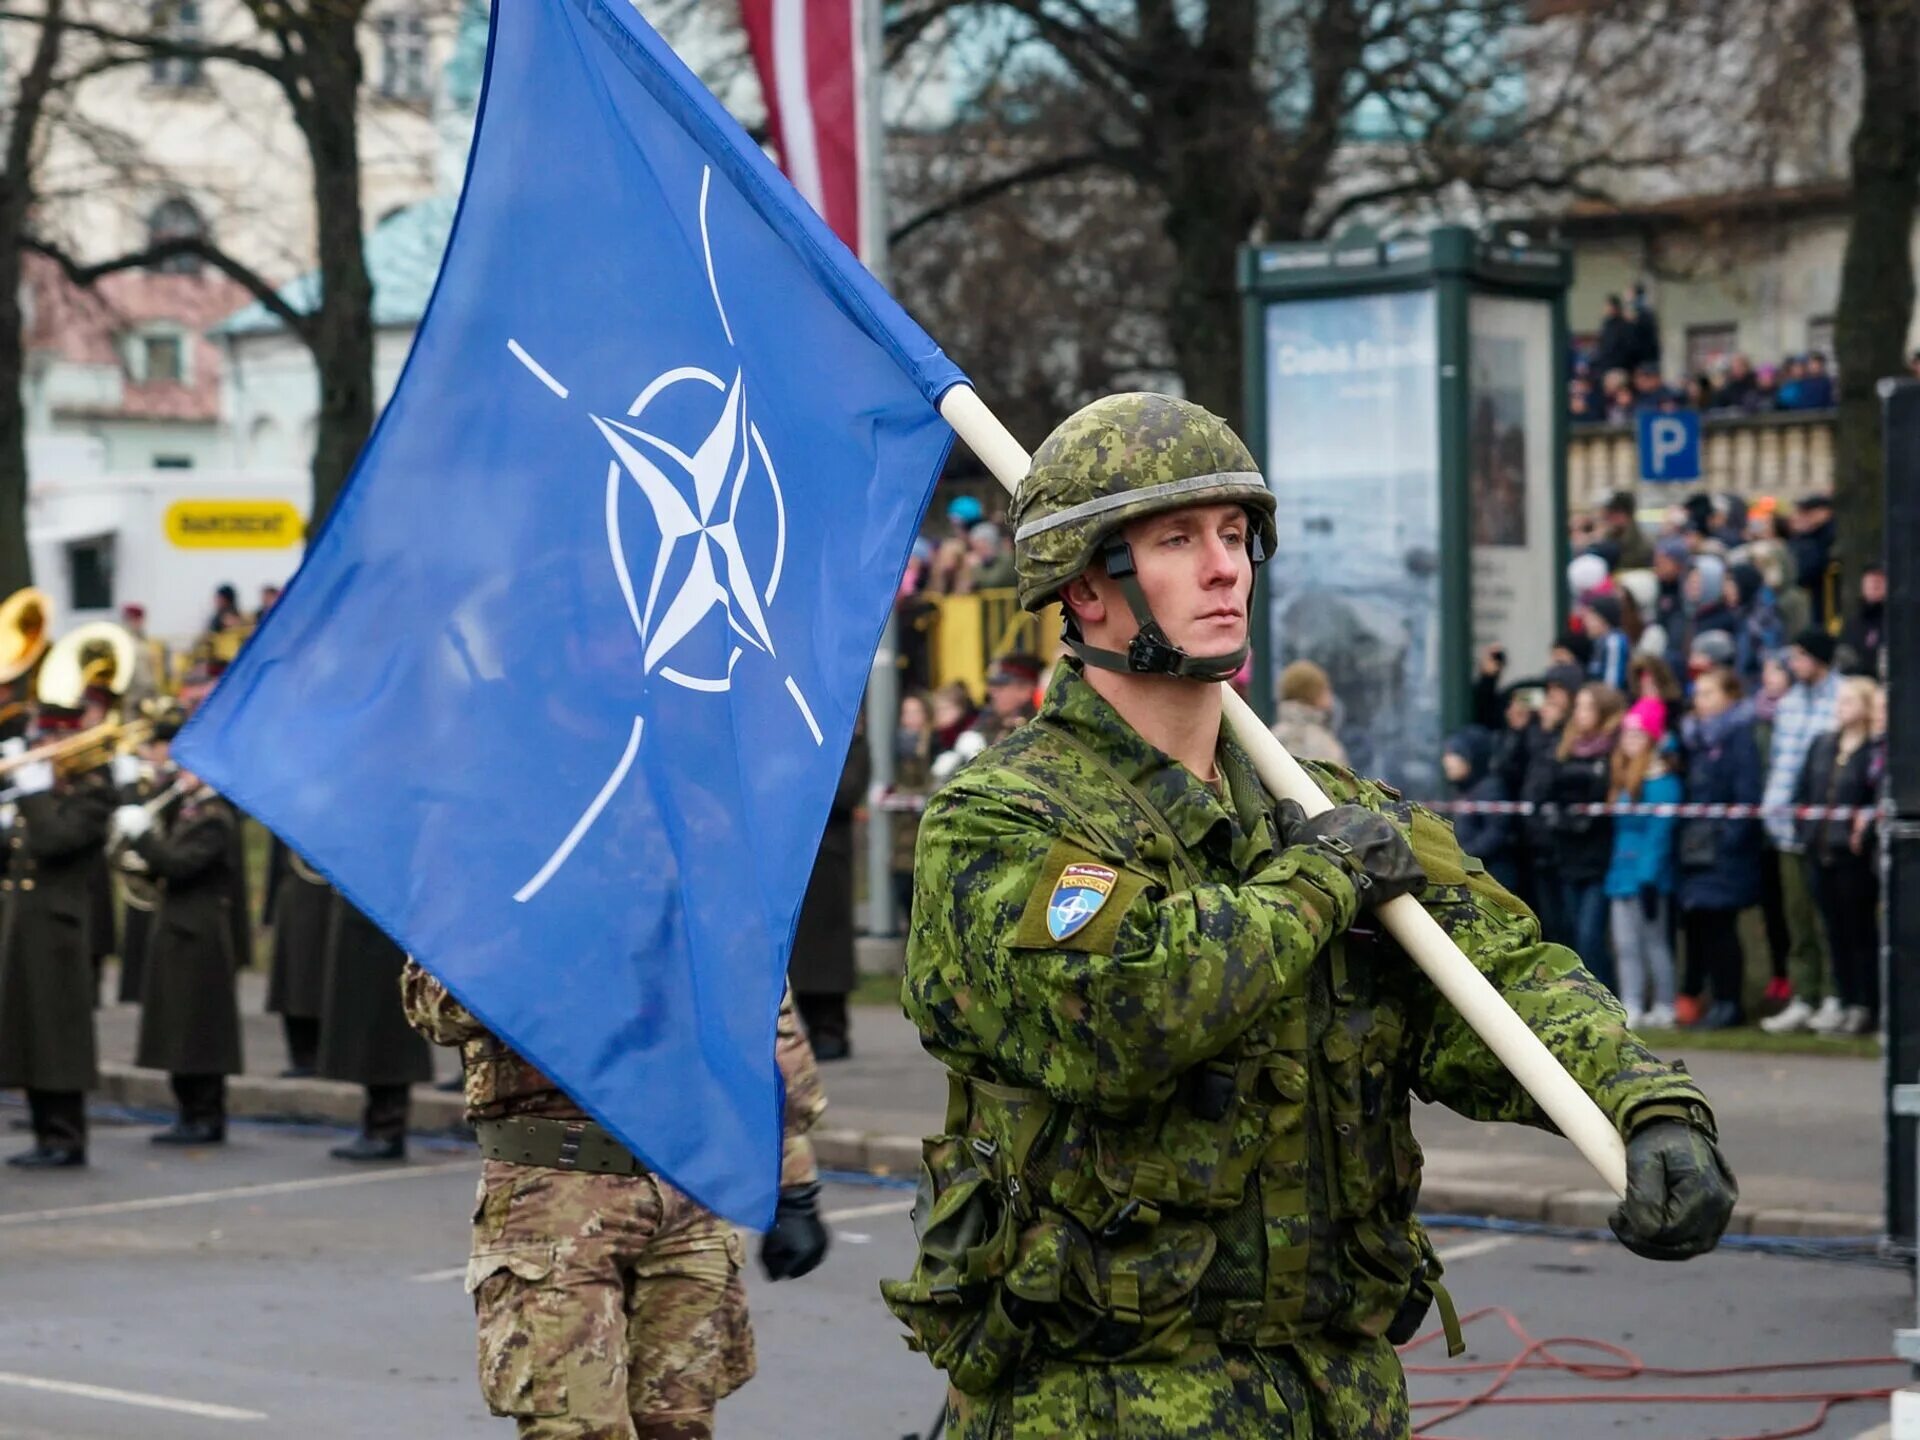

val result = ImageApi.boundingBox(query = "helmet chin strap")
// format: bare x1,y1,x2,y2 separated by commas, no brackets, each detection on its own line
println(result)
1062,538,1250,684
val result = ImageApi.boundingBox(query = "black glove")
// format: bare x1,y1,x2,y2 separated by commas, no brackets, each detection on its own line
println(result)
1609,1120,1737,1261
1279,801,1425,906
760,1181,829,1281
1638,884,1660,921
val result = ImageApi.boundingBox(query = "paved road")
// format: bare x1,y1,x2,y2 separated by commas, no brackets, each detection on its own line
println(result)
98,977,1888,1224
0,1108,1903,1439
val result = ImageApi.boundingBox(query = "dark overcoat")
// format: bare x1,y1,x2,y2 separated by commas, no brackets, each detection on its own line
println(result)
317,893,432,1086
788,729,871,996
132,791,244,1076
0,772,114,1091
114,768,171,1004
264,843,332,1022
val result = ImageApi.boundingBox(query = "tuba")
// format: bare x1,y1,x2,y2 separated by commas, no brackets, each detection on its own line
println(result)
0,587,53,735
30,621,147,778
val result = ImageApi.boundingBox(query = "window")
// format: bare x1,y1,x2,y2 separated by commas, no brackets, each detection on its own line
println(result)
149,0,204,88
144,335,184,384
378,13,430,102
1684,323,1738,378
1807,316,1835,360
147,197,206,275
67,535,115,611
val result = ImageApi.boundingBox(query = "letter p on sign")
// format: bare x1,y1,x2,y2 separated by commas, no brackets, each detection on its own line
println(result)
1637,409,1701,482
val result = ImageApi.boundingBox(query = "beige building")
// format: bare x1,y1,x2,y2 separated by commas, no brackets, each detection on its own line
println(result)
29,0,458,278
1550,185,1920,378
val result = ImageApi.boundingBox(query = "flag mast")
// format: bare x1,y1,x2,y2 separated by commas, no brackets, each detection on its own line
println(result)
860,0,902,941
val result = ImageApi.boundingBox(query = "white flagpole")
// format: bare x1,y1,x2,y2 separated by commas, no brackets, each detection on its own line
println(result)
935,384,1630,1199
860,0,901,940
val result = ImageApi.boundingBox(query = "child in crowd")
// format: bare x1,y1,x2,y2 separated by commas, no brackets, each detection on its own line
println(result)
1602,702,1681,1029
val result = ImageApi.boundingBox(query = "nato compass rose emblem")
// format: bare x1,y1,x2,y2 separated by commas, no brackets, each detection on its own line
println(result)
505,166,821,904
1048,863,1119,942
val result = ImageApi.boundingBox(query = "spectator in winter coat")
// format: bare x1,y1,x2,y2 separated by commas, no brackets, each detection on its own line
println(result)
1793,676,1881,1036
1443,726,1520,894
1581,594,1632,691
1601,491,1653,570
1789,495,1837,626
1725,561,1786,692
1591,296,1640,377
1603,702,1682,1028
1680,554,1738,670
1546,683,1625,989
1839,564,1885,678
1521,665,1584,938
1676,667,1766,1030
1270,660,1349,766
1759,630,1842,1034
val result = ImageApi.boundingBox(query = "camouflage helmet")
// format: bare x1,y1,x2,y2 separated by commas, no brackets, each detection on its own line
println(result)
1011,393,1277,612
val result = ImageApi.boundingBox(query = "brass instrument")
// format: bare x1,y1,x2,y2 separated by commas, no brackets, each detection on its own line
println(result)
0,622,153,782
113,770,191,912
0,587,52,685
0,587,53,733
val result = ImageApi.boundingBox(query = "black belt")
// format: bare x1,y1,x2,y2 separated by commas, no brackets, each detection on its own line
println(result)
473,1116,648,1177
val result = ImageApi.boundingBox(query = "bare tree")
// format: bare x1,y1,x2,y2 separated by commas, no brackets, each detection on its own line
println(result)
7,0,385,527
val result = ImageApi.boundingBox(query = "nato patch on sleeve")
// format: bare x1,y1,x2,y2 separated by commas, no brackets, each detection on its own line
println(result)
1011,839,1150,953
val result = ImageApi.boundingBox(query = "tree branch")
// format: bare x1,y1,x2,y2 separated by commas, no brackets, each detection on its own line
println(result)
24,234,318,346
0,8,287,81
890,149,1119,244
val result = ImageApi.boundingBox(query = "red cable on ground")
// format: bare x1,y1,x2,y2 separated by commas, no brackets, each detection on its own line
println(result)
1400,1305,1899,1440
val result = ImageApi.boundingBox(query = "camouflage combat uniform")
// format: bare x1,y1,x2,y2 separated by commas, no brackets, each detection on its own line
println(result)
401,963,826,1439
882,659,1714,1439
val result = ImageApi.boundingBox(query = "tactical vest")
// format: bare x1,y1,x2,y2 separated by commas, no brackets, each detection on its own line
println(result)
882,722,1467,1392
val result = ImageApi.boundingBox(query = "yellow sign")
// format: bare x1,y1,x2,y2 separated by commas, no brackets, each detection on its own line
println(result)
164,500,304,549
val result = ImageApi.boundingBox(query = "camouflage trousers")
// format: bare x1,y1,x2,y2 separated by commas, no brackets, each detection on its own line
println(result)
466,1159,754,1439
943,1335,1409,1440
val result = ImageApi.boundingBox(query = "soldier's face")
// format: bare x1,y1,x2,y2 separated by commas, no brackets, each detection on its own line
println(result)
1073,504,1251,656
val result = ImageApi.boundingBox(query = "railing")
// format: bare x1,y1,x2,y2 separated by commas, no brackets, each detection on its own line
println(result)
1568,409,1835,511
910,588,1062,699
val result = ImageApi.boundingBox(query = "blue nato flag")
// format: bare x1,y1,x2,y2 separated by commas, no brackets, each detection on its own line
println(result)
175,0,965,1226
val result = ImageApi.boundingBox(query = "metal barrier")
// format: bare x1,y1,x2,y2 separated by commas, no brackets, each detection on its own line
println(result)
916,589,1062,699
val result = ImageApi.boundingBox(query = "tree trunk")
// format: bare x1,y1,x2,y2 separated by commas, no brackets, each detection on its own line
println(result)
0,205,31,598
1161,178,1266,428
1833,0,1920,584
301,11,376,528
0,0,66,597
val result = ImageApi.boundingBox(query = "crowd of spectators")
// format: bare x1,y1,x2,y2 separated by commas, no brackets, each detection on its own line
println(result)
1454,488,1885,1037
1566,288,1840,424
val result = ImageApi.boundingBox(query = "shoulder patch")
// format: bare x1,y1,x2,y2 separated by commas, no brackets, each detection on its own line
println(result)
1011,839,1151,954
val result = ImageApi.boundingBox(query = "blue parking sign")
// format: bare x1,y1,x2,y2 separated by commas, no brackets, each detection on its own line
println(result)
1637,408,1701,482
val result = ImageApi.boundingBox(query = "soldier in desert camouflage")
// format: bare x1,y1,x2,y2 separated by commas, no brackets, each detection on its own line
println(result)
402,962,829,1438
882,393,1736,1439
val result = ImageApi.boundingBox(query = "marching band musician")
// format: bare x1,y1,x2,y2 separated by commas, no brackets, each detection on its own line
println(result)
111,714,246,1147
264,836,332,1077
111,739,171,1005
0,703,116,1168
318,890,434,1160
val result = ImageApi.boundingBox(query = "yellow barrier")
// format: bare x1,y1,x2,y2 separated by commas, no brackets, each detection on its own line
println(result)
921,589,1062,700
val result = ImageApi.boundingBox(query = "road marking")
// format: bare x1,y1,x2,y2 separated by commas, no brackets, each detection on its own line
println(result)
823,1197,914,1223
1433,1233,1520,1264
409,1264,470,1284
0,1161,465,1227
0,1371,265,1422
